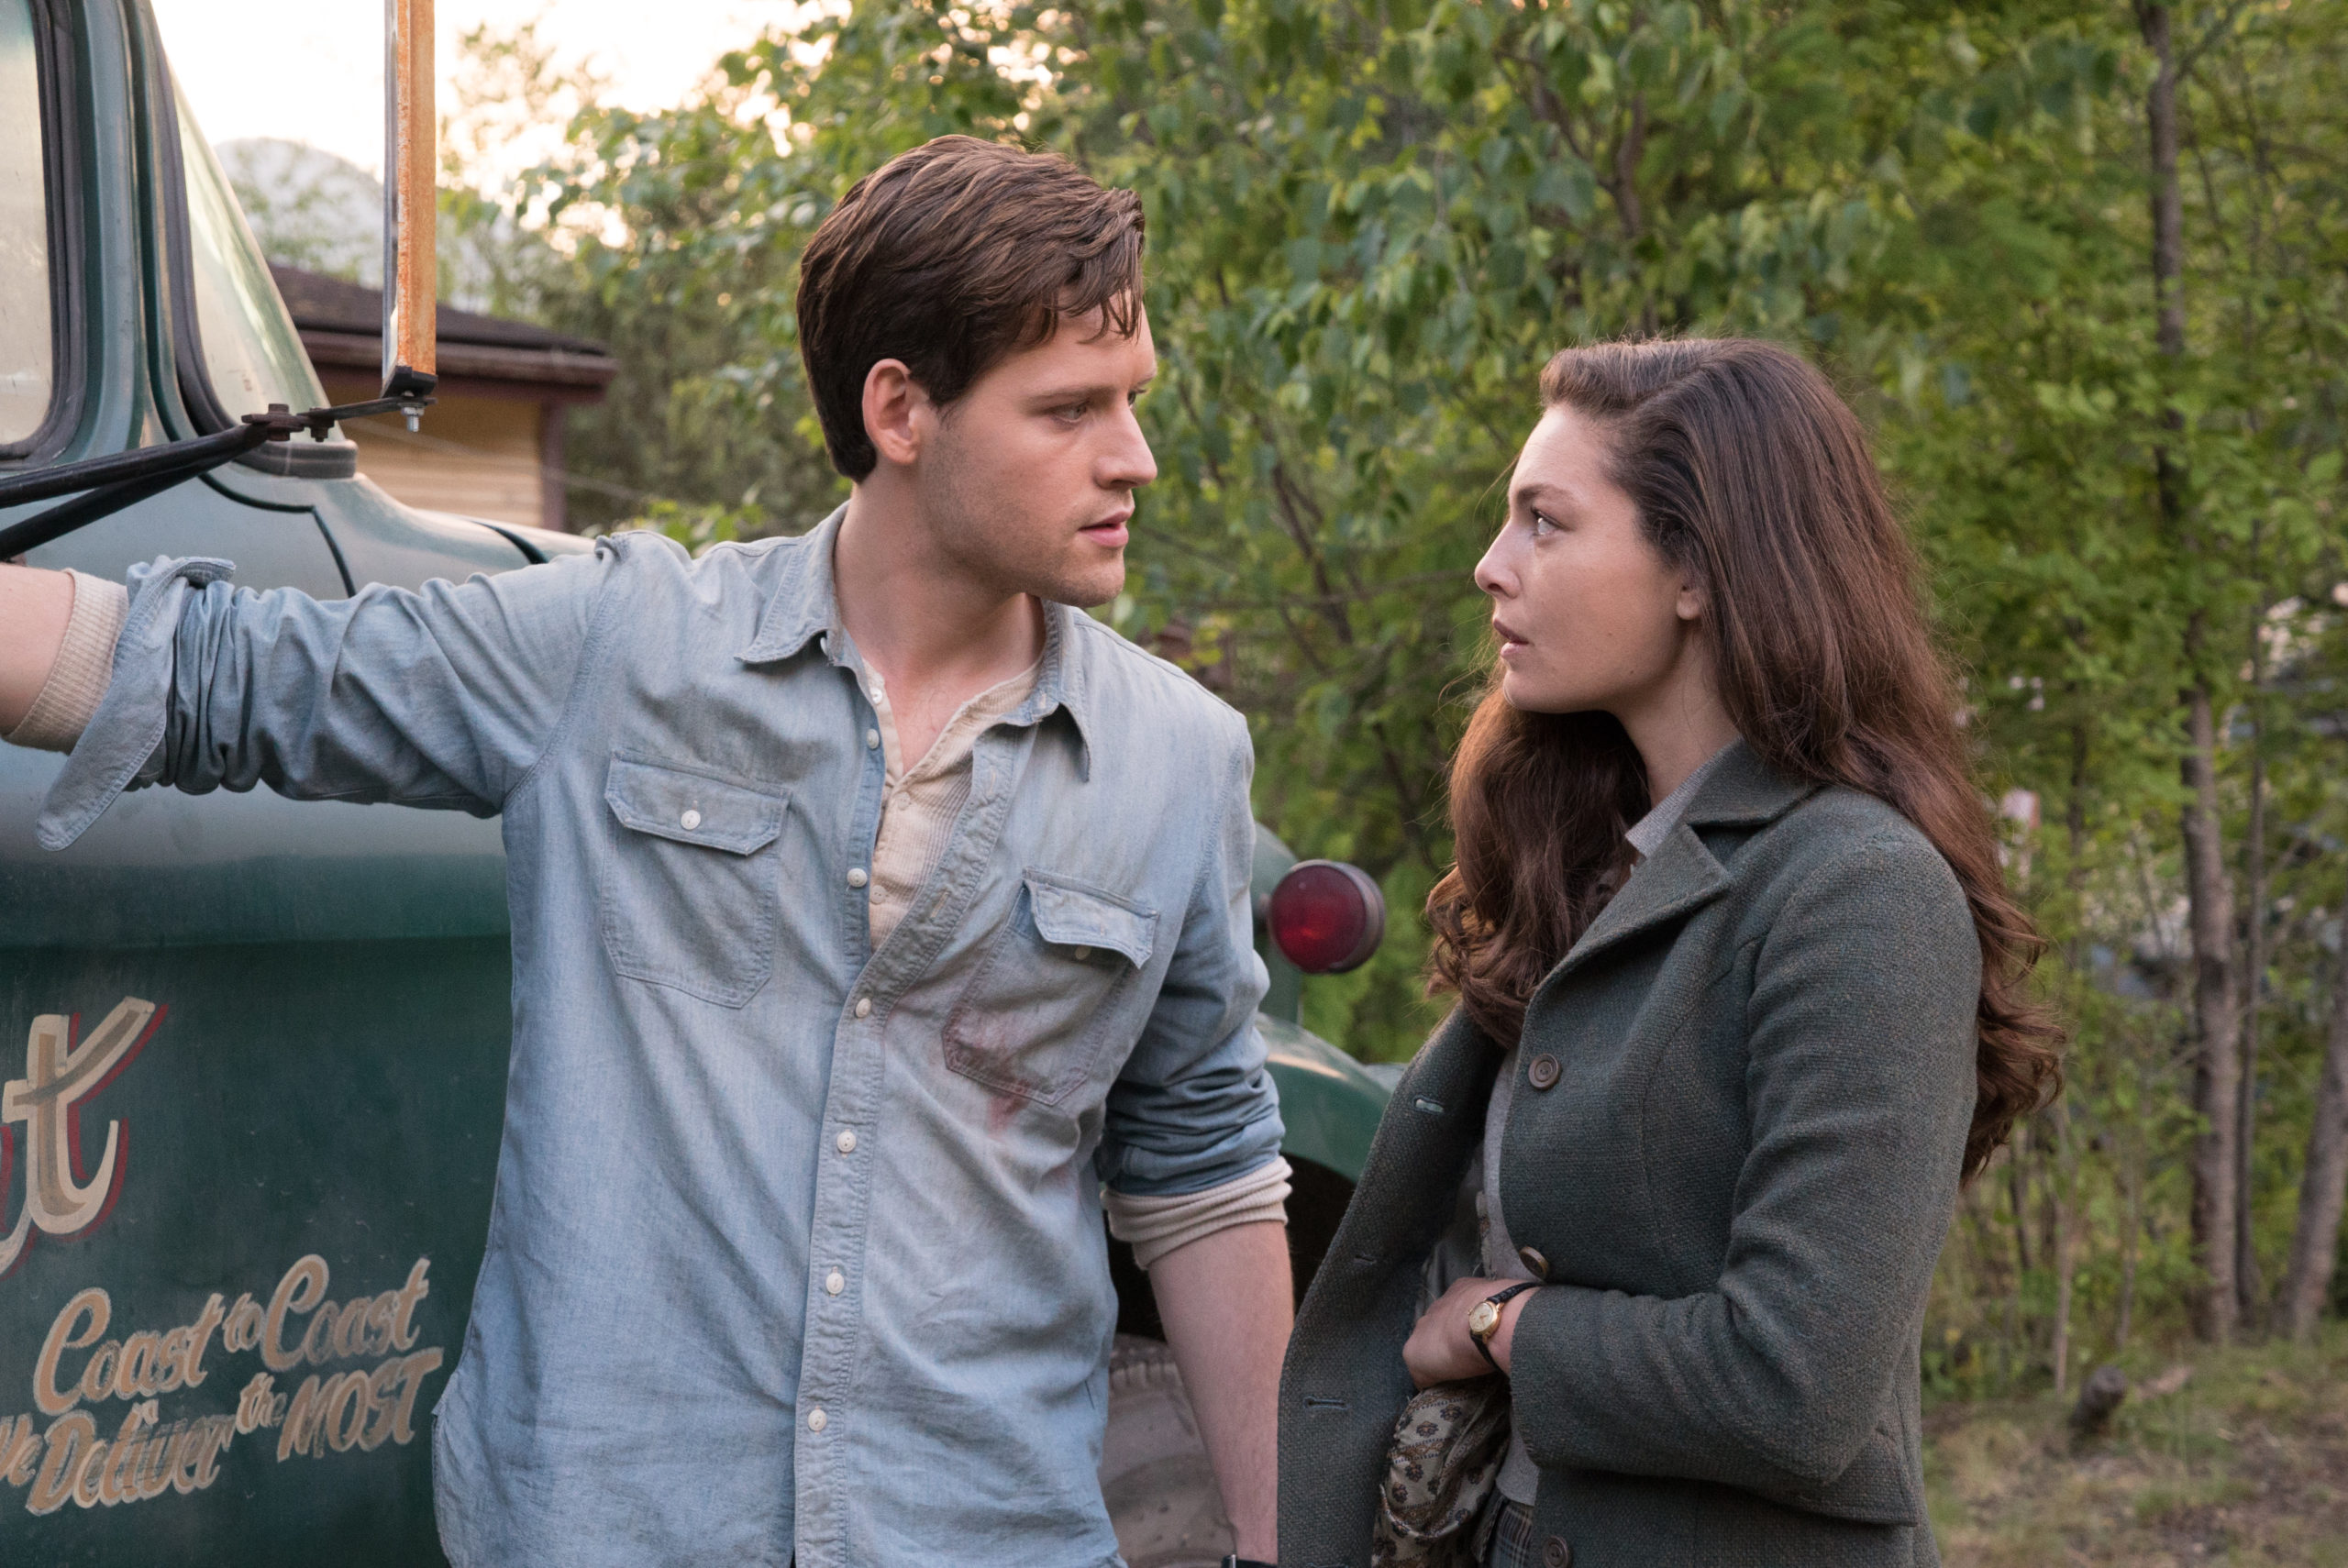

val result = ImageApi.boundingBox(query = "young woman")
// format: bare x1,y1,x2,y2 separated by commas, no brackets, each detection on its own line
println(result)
1279,338,2062,1568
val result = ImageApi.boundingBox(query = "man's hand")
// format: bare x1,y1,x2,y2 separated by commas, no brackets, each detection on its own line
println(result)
0,565,74,733
1147,1219,1291,1562
1403,1275,1537,1389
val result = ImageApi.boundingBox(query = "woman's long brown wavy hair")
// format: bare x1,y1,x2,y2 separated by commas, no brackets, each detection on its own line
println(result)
1426,338,2061,1179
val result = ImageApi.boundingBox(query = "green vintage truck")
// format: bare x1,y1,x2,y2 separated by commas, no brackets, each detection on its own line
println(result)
0,2,1394,1562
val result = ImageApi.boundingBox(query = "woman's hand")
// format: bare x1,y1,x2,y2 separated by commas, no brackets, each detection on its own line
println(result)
1402,1276,1536,1389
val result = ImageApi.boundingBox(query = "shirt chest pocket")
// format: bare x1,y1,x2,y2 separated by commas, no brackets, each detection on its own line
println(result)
943,870,1158,1108
600,754,787,1008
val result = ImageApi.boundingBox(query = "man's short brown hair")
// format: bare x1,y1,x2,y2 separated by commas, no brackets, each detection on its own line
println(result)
796,136,1146,480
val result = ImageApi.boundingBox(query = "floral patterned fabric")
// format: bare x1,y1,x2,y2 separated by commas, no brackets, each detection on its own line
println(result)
1369,1379,1511,1568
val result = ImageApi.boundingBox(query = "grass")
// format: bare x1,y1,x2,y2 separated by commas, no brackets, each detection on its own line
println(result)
1926,1325,2348,1565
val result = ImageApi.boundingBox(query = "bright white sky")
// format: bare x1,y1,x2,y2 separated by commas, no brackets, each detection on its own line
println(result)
151,2,797,178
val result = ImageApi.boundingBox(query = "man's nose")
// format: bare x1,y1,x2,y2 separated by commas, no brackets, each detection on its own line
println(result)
1102,403,1157,491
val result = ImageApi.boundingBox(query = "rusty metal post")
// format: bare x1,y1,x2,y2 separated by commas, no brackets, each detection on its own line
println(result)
393,0,435,381
382,0,436,425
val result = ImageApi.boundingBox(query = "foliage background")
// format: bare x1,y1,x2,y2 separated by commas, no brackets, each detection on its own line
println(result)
274,0,2345,1398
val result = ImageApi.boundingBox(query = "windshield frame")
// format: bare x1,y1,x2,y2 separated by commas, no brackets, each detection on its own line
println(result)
0,0,89,466
154,61,327,436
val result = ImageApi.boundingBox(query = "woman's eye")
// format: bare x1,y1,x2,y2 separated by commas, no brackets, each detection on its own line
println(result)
1529,510,1559,536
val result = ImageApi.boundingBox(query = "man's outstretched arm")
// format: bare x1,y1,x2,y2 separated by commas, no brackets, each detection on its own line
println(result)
1152,1219,1291,1562
0,565,75,733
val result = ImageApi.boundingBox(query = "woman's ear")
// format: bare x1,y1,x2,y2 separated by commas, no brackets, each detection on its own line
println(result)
1675,579,1708,624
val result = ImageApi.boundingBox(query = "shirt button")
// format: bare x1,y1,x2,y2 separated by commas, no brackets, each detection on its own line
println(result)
847,867,869,889
679,809,703,831
1069,945,1091,962
825,1269,845,1296
865,728,880,750
853,997,873,1019
836,1129,857,1154
806,1408,827,1432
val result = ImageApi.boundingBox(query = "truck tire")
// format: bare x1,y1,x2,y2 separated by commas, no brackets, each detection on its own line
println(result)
1101,1334,1234,1568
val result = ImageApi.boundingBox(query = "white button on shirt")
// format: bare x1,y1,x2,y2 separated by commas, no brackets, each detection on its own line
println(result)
680,809,702,831
835,1129,857,1154
825,1269,845,1296
853,997,872,1019
806,1408,827,1432
847,867,869,889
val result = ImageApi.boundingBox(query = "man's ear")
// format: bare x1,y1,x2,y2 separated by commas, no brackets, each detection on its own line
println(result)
861,359,934,469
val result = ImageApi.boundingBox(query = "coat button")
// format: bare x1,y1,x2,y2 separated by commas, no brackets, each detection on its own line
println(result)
1517,1245,1549,1279
1544,1538,1571,1568
1527,1054,1561,1089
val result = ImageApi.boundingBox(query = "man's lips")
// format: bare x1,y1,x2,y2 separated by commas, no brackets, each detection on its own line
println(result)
1081,512,1132,547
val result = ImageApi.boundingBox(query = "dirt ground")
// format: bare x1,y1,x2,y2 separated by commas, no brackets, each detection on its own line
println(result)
1926,1328,2348,1565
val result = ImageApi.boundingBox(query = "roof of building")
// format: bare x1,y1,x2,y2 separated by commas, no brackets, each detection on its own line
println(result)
271,264,617,394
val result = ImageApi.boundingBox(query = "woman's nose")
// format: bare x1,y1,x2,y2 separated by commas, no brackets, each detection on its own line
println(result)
1473,535,1514,599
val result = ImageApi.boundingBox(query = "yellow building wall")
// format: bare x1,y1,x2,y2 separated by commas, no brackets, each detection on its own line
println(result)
323,381,548,528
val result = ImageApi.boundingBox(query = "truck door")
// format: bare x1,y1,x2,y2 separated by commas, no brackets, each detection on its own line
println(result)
2,4,509,1558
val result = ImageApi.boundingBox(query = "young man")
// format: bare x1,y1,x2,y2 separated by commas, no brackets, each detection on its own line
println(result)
0,137,1289,1568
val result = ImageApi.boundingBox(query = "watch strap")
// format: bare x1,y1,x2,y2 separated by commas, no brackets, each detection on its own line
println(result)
1468,1280,1540,1369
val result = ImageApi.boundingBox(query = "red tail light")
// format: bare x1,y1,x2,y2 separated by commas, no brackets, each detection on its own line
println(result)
1267,860,1387,975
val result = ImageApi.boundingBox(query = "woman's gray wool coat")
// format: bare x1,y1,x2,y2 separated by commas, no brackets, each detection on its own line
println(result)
1279,743,1982,1568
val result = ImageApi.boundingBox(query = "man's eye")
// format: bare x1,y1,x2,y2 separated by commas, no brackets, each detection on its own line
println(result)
1054,401,1090,424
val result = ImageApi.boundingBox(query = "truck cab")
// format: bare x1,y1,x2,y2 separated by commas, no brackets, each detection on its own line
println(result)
0,3,1390,1562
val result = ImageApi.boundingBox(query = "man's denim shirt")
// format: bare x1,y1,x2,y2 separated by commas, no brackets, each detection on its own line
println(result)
43,508,1283,1568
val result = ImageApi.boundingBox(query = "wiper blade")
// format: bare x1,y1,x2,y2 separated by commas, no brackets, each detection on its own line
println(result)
0,386,436,560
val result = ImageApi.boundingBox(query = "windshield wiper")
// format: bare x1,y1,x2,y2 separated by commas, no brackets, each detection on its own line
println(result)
0,382,436,561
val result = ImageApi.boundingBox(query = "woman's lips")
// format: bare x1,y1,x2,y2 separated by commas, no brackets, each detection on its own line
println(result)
1492,619,1529,655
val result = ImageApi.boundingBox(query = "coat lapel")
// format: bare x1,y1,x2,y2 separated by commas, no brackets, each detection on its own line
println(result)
1547,823,1731,983
1546,742,1820,985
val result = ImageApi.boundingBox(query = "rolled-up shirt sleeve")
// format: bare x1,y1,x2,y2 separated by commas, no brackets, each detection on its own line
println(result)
1094,709,1286,1205
38,546,615,850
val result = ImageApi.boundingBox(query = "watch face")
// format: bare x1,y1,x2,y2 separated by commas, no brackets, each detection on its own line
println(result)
1468,1301,1501,1337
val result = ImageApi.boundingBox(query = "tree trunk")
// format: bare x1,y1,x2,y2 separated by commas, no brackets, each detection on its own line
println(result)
2136,0,2240,1345
2048,1103,2079,1396
2276,920,2348,1341
2237,593,2269,1324
2119,1040,2147,1352
2180,677,2242,1343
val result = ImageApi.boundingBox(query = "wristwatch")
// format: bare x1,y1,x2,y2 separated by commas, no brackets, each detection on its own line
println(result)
1467,1281,1540,1370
